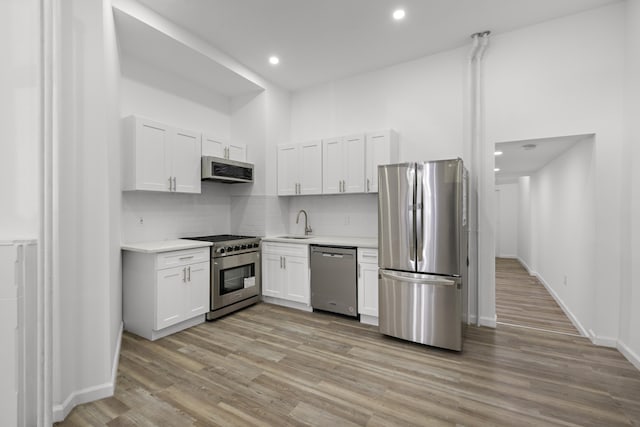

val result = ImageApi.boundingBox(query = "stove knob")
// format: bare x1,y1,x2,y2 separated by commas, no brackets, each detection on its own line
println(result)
218,247,225,254
234,245,240,250
253,243,260,248
241,244,247,249
226,246,233,252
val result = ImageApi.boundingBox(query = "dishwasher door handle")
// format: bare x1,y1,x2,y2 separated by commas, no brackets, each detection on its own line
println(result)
321,253,343,258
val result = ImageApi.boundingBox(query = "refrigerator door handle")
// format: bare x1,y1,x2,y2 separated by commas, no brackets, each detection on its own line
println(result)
415,162,424,267
380,270,456,286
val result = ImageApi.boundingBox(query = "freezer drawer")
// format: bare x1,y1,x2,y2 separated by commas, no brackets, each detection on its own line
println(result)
378,269,462,351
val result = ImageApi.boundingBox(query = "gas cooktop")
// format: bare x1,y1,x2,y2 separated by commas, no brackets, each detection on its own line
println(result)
186,234,261,257
187,234,256,243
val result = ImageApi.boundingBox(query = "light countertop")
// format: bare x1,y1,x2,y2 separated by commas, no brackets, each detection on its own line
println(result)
121,239,212,254
262,235,377,248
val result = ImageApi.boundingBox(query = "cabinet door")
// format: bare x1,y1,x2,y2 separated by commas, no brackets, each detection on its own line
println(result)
227,143,247,162
202,134,226,158
358,262,379,317
365,132,390,193
343,134,365,193
262,252,284,298
284,255,309,304
156,266,187,329
299,141,322,195
186,261,209,317
135,118,171,192
170,128,201,194
322,137,343,194
277,144,299,196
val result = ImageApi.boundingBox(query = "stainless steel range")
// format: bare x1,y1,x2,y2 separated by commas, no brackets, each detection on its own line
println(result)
186,234,261,320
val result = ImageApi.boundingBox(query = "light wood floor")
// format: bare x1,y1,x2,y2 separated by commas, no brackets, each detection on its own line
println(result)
496,257,580,335
56,302,640,426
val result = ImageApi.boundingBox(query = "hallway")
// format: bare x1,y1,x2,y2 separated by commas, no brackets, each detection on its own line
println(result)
495,257,580,335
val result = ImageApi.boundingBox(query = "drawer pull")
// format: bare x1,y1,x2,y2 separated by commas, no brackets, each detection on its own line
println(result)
179,255,195,260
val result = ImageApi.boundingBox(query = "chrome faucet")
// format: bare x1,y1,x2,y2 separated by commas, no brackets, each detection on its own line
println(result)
296,209,312,235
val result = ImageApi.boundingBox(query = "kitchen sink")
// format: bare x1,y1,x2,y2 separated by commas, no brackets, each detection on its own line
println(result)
278,235,312,240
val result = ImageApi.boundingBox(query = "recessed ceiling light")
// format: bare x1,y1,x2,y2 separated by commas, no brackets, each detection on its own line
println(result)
494,168,500,172
522,143,537,150
269,56,280,65
393,9,406,20
494,150,503,156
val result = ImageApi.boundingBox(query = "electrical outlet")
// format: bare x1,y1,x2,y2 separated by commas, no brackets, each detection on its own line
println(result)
563,275,568,286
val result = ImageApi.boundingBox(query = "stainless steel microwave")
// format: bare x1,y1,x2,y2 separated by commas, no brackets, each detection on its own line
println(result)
201,156,254,183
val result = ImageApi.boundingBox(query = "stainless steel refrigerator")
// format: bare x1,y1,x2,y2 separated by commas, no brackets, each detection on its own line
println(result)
378,158,467,351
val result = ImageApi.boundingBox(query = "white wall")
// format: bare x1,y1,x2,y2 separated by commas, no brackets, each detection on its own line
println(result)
291,48,465,161
288,194,378,238
122,183,232,242
119,76,231,138
0,0,40,238
529,139,596,336
485,4,625,344
119,77,234,243
104,0,123,383
53,0,122,419
230,82,292,237
517,176,532,272
495,184,518,258
619,0,640,368
289,48,467,238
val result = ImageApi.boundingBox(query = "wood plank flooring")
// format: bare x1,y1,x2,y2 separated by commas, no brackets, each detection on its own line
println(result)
496,257,580,335
56,302,640,426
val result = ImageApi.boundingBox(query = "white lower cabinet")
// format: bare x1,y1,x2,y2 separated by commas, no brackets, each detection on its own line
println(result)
123,247,210,340
262,243,310,307
358,248,379,325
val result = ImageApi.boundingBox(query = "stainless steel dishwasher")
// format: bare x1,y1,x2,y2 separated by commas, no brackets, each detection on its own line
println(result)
310,245,358,317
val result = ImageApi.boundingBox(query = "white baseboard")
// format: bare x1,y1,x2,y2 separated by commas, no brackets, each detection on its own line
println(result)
535,273,588,338
359,314,378,326
617,340,640,371
480,315,497,328
516,257,536,277
587,329,617,348
498,254,518,259
53,322,123,422
466,314,497,328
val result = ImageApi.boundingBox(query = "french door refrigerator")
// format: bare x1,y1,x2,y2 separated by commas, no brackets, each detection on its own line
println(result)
378,158,467,351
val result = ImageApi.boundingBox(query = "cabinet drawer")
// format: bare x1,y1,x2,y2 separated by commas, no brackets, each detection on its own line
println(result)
156,248,210,270
262,242,309,258
358,248,378,264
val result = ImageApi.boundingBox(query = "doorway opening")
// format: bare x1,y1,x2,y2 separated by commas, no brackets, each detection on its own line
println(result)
493,134,595,336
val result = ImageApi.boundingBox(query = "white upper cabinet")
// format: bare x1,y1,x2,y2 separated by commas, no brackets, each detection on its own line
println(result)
278,129,398,196
322,134,365,194
277,144,298,196
122,116,201,194
202,134,247,162
277,141,322,196
365,129,399,193
171,128,202,193
299,141,323,194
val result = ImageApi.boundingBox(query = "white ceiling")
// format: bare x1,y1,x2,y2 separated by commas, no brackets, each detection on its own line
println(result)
135,0,619,91
494,134,593,185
